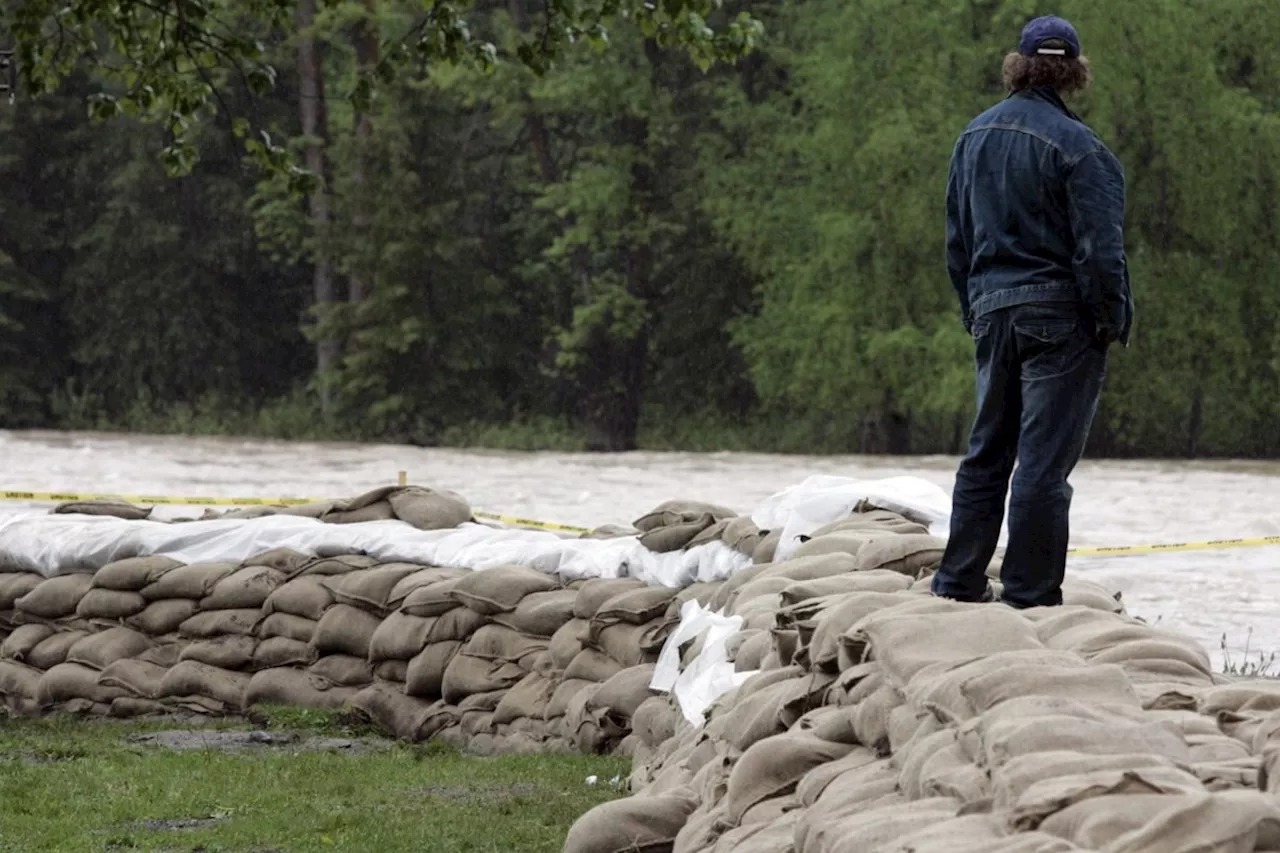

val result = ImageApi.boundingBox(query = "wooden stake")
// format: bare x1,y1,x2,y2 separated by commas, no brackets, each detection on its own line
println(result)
397,470,407,487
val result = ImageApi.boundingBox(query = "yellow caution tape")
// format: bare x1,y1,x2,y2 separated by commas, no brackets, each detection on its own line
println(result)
0,488,1277,556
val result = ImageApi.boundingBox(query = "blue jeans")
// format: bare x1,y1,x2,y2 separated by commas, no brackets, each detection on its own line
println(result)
931,302,1108,608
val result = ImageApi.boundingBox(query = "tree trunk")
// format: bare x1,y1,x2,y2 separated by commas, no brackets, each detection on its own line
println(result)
296,0,337,414
348,0,379,305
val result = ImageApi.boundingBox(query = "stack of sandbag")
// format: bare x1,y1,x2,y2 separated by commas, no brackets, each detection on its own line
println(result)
565,512,1280,853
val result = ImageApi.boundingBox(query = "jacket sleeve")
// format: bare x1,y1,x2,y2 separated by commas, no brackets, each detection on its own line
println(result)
944,153,971,332
1065,147,1134,345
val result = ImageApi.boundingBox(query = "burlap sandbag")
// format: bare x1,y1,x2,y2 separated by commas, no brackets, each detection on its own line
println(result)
906,649,1090,725
592,622,671,669
751,530,781,565
961,661,1142,717
399,577,468,618
390,567,463,606
550,619,589,669
98,658,168,699
16,574,95,619
199,565,286,611
424,606,487,644
854,534,946,575
180,635,257,671
75,588,147,620
795,746,883,806
312,604,382,658
807,591,921,673
1040,790,1280,853
449,564,561,616
368,611,434,662
178,609,261,639
565,648,625,683
291,554,378,579
855,604,1044,689
330,563,423,615
1088,634,1212,673
250,636,316,670
896,729,988,802
2,623,54,661
975,710,1191,770
779,571,913,607
858,815,1008,853
545,678,596,720
789,531,880,561
310,654,375,688
463,624,549,663
0,572,44,609
634,498,737,533
385,486,472,530
243,667,358,712
991,750,1184,811
633,694,680,748
158,660,251,707
441,653,524,704
1189,734,1252,764
573,579,649,620
262,578,333,621
258,612,317,643
705,671,826,753
802,795,954,853
125,599,198,636
345,679,433,740
588,664,658,721
726,731,855,825
322,501,396,525
140,562,238,601
733,631,772,672
1008,764,1211,832
0,658,41,702
405,641,462,699
66,626,153,671
37,662,130,705
1200,681,1280,717
565,787,702,853
594,587,680,627
491,589,578,637
24,630,88,670
492,671,559,726
376,660,407,682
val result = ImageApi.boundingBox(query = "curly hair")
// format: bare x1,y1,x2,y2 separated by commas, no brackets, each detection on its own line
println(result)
1002,52,1093,95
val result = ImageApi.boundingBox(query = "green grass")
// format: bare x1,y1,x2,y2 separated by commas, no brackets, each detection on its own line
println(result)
0,713,628,853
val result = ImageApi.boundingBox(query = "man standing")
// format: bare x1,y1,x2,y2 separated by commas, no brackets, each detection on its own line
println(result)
931,15,1134,608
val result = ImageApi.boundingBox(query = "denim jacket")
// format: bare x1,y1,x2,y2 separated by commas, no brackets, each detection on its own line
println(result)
946,86,1134,346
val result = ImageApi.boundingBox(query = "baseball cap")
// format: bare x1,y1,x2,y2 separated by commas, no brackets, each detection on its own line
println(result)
1018,15,1081,58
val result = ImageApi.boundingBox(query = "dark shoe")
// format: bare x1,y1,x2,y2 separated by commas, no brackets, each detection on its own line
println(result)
931,584,995,604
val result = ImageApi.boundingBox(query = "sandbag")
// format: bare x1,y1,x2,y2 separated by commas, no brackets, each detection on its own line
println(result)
0,573,44,609
726,731,855,825
425,606,488,644
75,588,147,620
449,564,561,616
136,642,185,669
493,671,559,726
464,624,548,664
126,599,198,636
158,661,251,707
368,611,434,662
312,604,382,658
491,589,579,637
1,624,55,662
243,548,312,575
565,648,626,683
589,664,659,721
376,660,408,682
262,578,335,621
348,679,437,740
98,658,169,699
564,788,701,853
387,486,472,530
854,534,946,575
258,612,318,643
441,653,524,703
406,641,462,699
26,630,89,670
594,587,680,627
546,678,597,720
178,609,261,639
550,619,589,669
780,571,914,605
180,636,258,671
92,556,183,592
66,626,153,671
140,562,238,600
807,591,920,673
16,574,95,619
199,565,285,611
330,563,423,615
310,654,375,687
1008,764,1209,831
1038,790,1280,853
244,667,357,711
252,636,317,670
975,708,1191,769
292,554,378,579
385,567,465,609
37,662,130,706
573,579,649,620
0,659,41,703
906,649,1089,725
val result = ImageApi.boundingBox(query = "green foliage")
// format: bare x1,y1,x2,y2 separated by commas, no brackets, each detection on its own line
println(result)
1,0,1279,458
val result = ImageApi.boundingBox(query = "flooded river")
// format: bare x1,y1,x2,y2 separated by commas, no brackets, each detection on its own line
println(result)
0,429,1276,668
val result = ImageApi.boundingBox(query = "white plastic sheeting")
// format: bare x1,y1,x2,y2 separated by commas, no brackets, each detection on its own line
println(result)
0,475,952,591
651,599,758,726
752,474,952,563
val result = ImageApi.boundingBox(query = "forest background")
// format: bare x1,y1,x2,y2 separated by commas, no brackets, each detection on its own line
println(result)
1,0,1277,458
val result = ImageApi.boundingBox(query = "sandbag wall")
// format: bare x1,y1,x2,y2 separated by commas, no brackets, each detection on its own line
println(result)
566,541,1280,852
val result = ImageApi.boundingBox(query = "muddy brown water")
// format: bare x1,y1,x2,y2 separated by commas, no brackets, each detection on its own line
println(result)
0,429,1276,669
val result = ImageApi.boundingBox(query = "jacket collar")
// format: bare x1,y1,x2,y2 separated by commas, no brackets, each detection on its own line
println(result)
1008,86,1084,122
